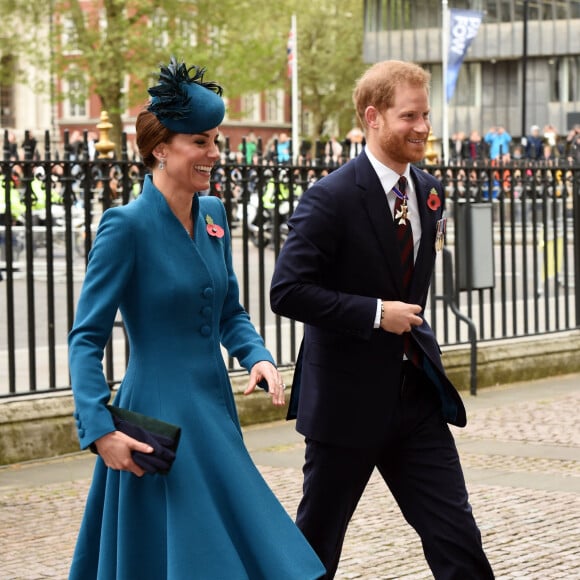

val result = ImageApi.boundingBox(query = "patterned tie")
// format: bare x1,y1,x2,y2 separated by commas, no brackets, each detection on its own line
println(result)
394,176,414,297
393,176,421,367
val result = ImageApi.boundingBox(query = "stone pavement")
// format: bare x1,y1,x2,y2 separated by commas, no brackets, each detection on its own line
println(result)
0,373,578,579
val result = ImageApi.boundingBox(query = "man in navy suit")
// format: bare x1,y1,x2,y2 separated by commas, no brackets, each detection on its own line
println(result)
270,60,494,579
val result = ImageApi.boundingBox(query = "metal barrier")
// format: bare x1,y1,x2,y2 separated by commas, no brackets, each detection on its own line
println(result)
1,130,579,397
428,162,579,347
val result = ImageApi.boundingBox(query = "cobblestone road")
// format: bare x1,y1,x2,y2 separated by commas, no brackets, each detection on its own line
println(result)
1,373,579,579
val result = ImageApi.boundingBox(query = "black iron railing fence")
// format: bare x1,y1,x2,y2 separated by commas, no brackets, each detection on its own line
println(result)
1,130,579,397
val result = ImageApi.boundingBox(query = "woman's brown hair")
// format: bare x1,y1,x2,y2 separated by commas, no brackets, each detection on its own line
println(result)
135,109,175,169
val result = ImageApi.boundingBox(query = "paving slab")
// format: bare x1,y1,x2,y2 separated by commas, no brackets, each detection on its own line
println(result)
0,373,578,579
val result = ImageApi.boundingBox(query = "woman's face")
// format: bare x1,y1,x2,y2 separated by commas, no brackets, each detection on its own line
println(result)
161,128,221,194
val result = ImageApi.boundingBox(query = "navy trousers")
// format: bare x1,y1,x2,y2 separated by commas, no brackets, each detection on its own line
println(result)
296,363,494,579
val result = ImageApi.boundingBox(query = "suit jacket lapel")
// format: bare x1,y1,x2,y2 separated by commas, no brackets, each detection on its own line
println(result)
409,167,438,299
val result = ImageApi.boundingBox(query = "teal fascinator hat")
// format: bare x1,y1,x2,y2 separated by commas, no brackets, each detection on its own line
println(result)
147,56,225,134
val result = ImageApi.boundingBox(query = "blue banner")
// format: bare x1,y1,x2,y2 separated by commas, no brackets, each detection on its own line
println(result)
446,9,483,102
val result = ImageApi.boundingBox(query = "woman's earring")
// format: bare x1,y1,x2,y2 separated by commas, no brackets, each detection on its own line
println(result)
159,159,165,170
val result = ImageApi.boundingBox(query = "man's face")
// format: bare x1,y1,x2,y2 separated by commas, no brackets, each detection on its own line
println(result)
367,82,431,173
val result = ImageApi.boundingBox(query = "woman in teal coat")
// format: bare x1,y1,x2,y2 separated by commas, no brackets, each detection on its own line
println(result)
68,58,325,580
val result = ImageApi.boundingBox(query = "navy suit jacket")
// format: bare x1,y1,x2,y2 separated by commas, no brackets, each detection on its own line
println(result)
271,152,466,448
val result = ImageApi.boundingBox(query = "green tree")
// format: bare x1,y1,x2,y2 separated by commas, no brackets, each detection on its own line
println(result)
0,0,291,152
0,1,365,152
290,0,366,141
50,0,292,153
0,1,53,94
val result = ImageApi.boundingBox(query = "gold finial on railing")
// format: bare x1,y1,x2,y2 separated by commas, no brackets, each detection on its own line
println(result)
95,110,115,158
424,129,438,165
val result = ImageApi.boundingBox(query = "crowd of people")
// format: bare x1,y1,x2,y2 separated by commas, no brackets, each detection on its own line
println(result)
4,119,580,177
233,127,366,167
2,129,99,163
450,123,580,166
230,121,580,170
2,119,577,227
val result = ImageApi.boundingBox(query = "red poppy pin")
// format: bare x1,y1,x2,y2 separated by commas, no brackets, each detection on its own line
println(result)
205,214,225,238
427,188,441,211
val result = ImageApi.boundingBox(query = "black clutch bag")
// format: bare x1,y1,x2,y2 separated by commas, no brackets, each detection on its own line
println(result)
91,405,182,475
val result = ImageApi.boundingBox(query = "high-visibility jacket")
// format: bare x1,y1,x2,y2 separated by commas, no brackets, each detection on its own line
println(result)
30,177,63,208
0,175,24,221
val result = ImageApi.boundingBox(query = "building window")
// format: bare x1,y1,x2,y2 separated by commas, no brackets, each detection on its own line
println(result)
265,90,284,124
60,15,83,55
413,0,441,28
0,85,14,128
63,73,88,118
512,0,553,21
549,56,580,103
484,0,546,23
485,0,499,23
498,0,513,22
396,0,413,30
302,110,314,139
567,56,580,102
150,10,169,49
367,0,413,31
241,93,261,123
365,0,580,31
364,0,377,33
0,55,15,128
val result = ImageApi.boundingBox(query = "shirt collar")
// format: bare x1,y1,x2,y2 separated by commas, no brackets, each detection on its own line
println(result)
364,146,411,194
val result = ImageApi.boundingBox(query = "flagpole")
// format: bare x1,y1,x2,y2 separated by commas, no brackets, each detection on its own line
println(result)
441,0,449,165
291,14,300,162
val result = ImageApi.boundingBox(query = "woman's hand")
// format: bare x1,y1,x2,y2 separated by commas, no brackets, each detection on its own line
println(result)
93,431,154,477
244,361,286,406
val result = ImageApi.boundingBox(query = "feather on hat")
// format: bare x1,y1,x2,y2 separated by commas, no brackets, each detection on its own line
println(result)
147,56,225,134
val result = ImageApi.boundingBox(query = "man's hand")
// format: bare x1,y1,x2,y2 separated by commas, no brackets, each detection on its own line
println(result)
380,300,423,334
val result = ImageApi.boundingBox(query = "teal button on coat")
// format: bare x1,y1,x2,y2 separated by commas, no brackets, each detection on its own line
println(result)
68,175,324,580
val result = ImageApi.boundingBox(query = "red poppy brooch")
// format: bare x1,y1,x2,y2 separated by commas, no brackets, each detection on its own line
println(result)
427,188,441,211
205,214,225,238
